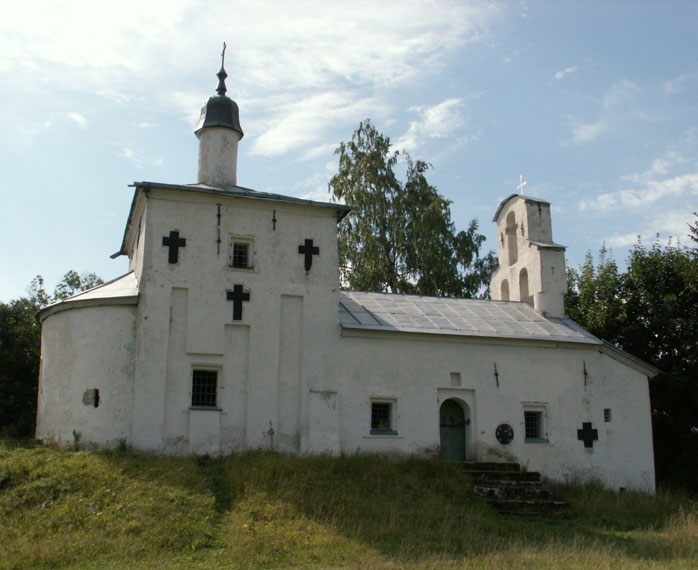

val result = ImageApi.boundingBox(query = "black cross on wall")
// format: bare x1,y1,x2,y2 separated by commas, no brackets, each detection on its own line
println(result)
162,230,186,264
577,422,599,448
226,285,250,321
298,238,319,271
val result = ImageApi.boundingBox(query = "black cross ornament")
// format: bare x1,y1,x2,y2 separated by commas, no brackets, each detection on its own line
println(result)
577,422,599,448
226,285,250,321
298,238,319,271
162,230,186,264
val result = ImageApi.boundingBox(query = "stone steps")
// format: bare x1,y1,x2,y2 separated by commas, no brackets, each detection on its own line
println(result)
461,461,568,516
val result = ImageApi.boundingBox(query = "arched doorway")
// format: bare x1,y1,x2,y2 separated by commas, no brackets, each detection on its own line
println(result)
439,399,468,462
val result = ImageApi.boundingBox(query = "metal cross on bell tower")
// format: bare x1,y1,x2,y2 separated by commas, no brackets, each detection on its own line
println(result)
517,174,527,195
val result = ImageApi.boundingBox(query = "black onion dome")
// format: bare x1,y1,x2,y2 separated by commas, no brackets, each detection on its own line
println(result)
195,44,244,138
195,95,244,138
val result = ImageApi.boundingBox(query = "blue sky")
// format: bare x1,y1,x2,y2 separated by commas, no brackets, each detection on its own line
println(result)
2,0,697,301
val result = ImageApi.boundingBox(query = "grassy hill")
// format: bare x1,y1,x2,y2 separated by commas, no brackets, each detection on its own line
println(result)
1,439,696,569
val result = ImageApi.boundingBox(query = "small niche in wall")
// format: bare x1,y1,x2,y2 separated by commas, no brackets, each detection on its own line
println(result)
82,389,100,408
450,372,462,387
604,408,612,422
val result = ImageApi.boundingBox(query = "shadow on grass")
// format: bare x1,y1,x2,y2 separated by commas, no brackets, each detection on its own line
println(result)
20,443,696,567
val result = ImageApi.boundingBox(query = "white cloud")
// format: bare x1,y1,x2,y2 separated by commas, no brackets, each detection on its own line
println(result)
602,79,640,110
249,92,385,157
580,173,698,212
579,146,698,218
394,98,466,152
571,119,607,145
566,80,640,145
551,65,578,82
502,45,528,64
2,1,497,159
66,112,88,129
118,147,142,167
605,208,695,249
663,72,698,96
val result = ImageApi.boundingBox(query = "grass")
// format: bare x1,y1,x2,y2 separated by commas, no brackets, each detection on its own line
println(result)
0,439,696,569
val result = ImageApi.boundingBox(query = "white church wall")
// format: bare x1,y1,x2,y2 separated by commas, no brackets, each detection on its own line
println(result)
128,187,342,455
36,304,136,448
126,196,147,281
333,331,655,492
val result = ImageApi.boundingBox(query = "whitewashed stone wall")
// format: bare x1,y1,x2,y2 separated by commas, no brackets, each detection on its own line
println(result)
36,185,656,493
36,304,136,447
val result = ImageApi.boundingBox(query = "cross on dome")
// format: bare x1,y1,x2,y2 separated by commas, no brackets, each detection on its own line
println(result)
216,42,228,96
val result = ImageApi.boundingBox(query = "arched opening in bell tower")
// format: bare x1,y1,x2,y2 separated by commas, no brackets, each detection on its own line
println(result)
505,211,518,266
501,279,510,301
519,268,531,306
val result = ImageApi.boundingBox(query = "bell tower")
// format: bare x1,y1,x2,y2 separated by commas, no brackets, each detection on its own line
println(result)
490,190,567,318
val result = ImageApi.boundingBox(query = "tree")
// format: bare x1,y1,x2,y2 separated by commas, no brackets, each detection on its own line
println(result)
565,245,624,344
0,270,103,437
688,212,698,246
329,119,493,298
566,235,698,492
0,296,42,437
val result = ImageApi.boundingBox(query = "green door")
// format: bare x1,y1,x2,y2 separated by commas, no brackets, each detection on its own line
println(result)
440,399,466,462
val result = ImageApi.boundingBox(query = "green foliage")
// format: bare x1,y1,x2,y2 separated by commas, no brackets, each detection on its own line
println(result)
0,271,103,438
1,444,697,569
0,297,41,437
565,232,698,493
329,119,493,298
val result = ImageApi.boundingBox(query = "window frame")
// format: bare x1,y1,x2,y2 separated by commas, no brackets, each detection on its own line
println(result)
228,235,255,270
522,403,549,443
370,398,398,436
190,368,221,410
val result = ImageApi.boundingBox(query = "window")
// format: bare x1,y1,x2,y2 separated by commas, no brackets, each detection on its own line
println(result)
232,242,249,267
524,411,542,439
523,403,549,443
229,237,254,269
370,400,397,435
191,369,218,408
604,408,612,422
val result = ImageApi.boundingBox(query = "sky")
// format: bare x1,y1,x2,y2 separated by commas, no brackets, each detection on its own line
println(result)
1,0,697,302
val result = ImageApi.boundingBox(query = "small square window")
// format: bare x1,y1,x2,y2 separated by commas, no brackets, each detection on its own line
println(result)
522,403,549,443
191,369,218,408
231,243,249,268
604,408,612,422
370,401,397,435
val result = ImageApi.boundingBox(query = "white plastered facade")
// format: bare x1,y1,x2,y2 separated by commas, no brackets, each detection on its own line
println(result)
36,86,658,493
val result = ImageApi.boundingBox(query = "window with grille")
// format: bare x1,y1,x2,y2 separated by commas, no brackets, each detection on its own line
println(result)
231,242,249,268
191,369,218,408
524,410,544,441
370,401,397,435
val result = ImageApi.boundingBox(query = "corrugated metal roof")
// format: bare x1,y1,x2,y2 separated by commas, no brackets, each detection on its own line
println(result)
339,290,600,344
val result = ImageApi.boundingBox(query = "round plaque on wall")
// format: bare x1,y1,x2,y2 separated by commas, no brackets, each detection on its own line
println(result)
495,423,514,445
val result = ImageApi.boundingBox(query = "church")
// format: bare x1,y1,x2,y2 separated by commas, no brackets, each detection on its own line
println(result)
35,57,658,493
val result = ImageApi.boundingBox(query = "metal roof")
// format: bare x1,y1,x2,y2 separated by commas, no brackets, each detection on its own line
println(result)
492,193,551,222
112,181,354,258
339,290,600,344
39,272,139,321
